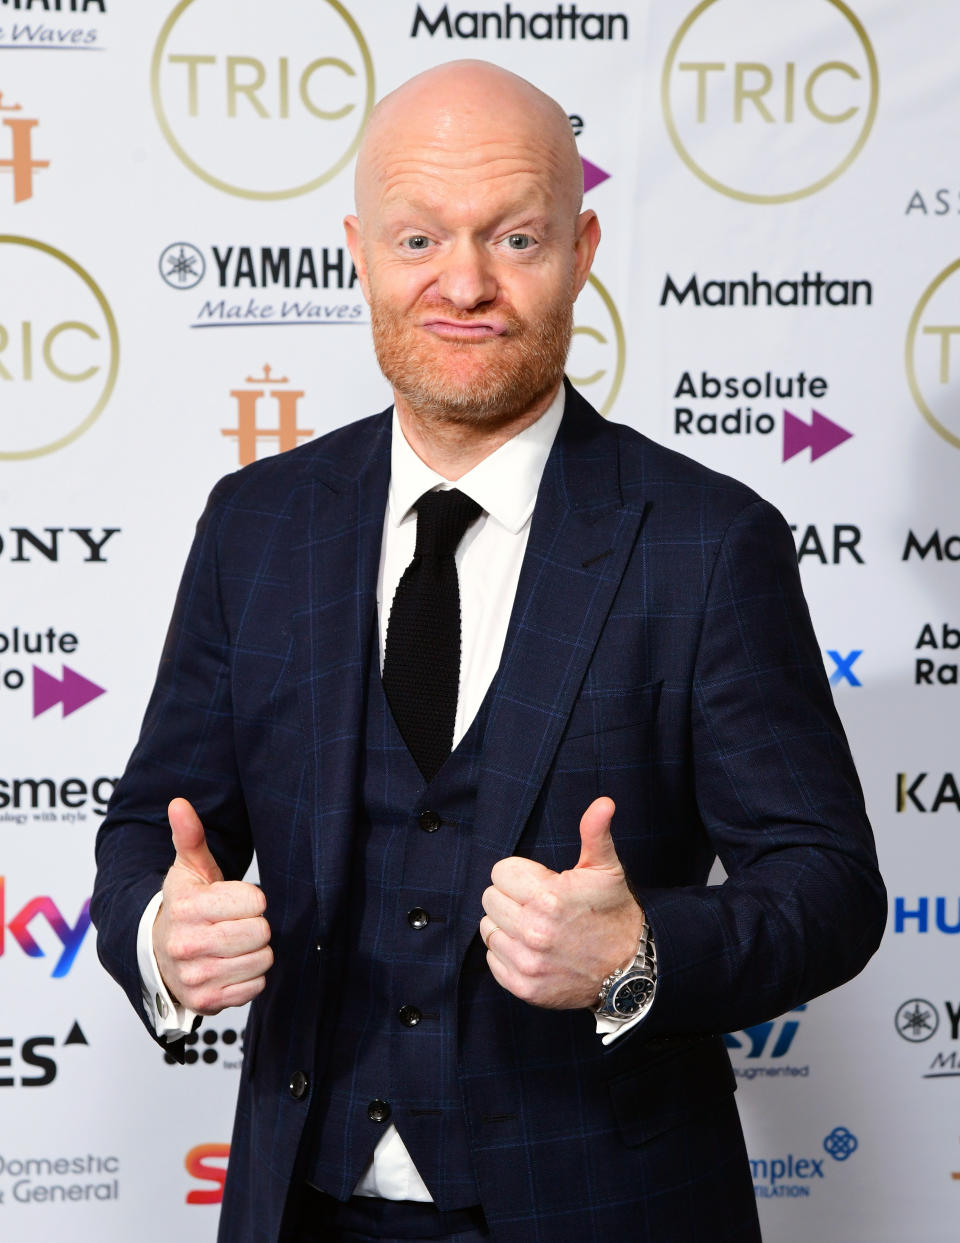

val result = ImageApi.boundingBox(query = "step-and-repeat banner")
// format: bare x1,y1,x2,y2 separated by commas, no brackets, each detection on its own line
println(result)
2,2,958,1239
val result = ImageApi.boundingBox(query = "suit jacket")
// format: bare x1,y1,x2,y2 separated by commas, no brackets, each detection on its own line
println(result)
92,383,885,1242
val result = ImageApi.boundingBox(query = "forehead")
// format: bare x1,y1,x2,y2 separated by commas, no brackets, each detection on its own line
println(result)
360,101,577,225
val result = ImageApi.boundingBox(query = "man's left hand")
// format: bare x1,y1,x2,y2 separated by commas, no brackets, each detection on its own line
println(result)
480,797,644,1010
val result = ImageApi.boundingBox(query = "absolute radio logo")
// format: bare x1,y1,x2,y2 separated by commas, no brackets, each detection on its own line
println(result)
670,369,854,464
662,0,878,204
569,272,624,415
0,236,119,460
906,258,960,450
151,0,374,200
158,240,367,329
0,626,105,718
0,876,91,977
0,2,107,52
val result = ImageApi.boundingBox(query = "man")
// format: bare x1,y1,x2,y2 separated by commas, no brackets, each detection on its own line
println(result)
92,60,885,1243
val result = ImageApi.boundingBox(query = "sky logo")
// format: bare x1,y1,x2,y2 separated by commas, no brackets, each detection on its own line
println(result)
0,876,91,976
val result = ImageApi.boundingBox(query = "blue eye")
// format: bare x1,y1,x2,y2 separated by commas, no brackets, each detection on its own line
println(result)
403,235,430,251
505,234,533,250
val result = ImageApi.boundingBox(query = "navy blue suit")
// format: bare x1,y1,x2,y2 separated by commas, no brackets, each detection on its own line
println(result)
92,383,885,1242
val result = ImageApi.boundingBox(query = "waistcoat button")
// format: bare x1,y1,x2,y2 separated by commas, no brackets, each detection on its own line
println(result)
367,1099,391,1123
398,1004,422,1027
418,809,441,833
289,1070,309,1100
407,907,430,929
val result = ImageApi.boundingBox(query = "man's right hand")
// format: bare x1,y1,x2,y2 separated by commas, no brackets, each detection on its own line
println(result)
153,797,273,1014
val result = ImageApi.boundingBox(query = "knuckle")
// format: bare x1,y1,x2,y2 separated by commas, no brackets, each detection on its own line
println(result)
522,922,551,954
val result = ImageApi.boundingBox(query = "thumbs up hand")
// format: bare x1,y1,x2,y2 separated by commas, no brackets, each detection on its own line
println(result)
480,797,644,1010
153,798,273,1014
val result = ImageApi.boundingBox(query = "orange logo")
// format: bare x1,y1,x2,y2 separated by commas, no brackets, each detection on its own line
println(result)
0,92,49,203
222,364,313,464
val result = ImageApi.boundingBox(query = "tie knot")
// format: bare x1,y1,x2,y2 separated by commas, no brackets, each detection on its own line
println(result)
414,489,482,557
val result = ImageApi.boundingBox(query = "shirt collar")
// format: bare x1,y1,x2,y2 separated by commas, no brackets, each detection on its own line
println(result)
387,383,565,534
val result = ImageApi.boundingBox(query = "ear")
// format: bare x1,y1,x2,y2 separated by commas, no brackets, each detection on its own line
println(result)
572,209,601,299
344,214,371,303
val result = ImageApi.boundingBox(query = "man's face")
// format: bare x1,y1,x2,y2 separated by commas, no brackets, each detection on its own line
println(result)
346,111,598,428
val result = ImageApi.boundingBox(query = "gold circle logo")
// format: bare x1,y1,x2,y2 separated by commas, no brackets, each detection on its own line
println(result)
569,273,625,416
151,0,374,200
662,0,878,204
0,236,119,461
906,258,960,450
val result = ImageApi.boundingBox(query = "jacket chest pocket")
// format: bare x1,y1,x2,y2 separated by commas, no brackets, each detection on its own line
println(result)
554,680,662,772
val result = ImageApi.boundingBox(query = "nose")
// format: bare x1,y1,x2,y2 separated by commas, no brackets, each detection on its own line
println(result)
435,238,498,310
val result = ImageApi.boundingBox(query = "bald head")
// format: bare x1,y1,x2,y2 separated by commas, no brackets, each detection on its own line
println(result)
354,60,583,224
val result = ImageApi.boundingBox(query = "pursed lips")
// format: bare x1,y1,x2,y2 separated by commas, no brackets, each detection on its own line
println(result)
421,318,507,340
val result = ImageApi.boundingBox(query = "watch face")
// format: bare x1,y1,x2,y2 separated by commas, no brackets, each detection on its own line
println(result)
611,974,654,1016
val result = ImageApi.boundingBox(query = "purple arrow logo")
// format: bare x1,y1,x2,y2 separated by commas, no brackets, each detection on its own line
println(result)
581,156,610,193
32,665,106,718
782,409,853,463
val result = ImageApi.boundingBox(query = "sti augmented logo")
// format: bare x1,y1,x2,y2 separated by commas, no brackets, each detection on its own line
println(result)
0,876,91,976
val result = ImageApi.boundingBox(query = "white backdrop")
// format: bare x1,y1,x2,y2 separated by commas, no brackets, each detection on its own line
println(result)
2,2,959,1239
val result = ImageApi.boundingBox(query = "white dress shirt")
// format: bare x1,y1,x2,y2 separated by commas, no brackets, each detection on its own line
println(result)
136,384,652,1204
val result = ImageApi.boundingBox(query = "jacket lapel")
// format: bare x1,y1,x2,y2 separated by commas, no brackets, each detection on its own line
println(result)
468,386,647,907
291,411,392,941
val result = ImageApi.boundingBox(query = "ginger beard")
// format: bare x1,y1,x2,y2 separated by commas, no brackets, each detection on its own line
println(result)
369,285,574,428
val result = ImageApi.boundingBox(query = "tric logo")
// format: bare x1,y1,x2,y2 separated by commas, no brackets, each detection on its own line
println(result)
0,876,92,977
222,364,313,464
0,91,49,204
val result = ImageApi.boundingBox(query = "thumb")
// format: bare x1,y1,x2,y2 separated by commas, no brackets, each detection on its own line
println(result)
575,796,620,871
168,797,223,885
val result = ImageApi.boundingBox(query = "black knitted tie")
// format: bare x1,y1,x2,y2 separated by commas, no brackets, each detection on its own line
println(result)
382,488,482,782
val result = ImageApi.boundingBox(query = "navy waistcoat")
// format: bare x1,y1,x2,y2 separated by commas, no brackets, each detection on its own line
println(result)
304,634,490,1210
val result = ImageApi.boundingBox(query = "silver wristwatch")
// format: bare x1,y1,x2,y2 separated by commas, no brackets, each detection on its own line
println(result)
592,921,657,1022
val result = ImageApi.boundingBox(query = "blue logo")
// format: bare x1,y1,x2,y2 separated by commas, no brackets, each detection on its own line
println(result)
823,1126,858,1161
725,1007,809,1080
827,649,863,686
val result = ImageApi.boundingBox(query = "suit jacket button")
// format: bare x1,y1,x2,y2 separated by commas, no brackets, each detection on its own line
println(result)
407,907,429,930
418,809,441,833
289,1070,309,1100
368,1099,391,1123
398,1005,422,1027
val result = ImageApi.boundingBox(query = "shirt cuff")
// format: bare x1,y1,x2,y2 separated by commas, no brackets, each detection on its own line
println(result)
137,890,199,1040
594,922,657,1046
